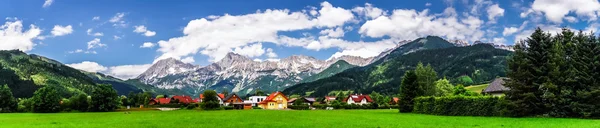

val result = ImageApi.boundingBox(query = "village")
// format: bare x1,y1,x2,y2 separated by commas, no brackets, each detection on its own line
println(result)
144,78,509,110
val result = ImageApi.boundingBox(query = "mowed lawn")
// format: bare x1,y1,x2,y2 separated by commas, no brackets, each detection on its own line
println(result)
1,109,599,128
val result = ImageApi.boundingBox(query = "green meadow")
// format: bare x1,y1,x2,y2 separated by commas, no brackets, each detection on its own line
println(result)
1,109,598,128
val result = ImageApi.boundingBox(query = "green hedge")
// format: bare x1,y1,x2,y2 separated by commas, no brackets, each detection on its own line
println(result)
413,96,506,116
289,105,310,110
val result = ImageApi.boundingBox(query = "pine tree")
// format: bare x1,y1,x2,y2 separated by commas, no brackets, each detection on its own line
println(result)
399,71,419,113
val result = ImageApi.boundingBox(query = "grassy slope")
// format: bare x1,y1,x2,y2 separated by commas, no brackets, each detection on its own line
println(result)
1,110,598,128
466,84,489,93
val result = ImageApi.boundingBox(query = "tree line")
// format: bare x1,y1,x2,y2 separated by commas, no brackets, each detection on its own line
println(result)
505,28,600,118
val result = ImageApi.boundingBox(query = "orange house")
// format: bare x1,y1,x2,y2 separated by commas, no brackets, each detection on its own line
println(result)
223,93,243,106
258,91,288,109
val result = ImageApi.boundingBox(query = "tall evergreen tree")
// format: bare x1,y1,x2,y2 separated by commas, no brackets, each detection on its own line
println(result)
399,71,419,113
0,84,17,113
415,63,438,96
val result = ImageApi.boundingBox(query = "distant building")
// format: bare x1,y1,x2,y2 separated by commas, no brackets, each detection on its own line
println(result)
249,96,267,106
343,94,373,105
322,96,336,104
223,93,243,106
482,77,510,96
288,97,316,106
171,95,195,104
258,91,288,109
200,93,225,105
389,97,399,105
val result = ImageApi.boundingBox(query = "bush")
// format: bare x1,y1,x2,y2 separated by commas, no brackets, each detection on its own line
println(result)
222,106,234,110
0,84,17,113
17,98,34,112
413,96,506,116
32,86,61,113
186,103,198,109
289,105,310,110
201,90,220,110
252,106,262,109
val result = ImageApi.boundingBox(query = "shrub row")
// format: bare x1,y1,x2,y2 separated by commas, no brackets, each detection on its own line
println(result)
289,105,310,110
413,96,506,116
311,103,399,110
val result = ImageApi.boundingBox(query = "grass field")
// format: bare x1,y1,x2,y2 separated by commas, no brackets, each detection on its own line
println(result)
0,109,598,128
466,84,489,93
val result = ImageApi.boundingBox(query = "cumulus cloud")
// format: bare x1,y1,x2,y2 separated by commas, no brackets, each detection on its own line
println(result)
133,25,156,37
0,20,41,52
67,61,152,79
352,3,385,19
487,4,504,21
51,25,73,36
140,42,155,48
425,3,432,7
66,61,107,72
42,0,53,8
528,0,600,23
92,16,100,21
87,38,106,49
503,27,518,36
181,56,195,63
266,48,278,58
233,43,266,58
319,27,345,38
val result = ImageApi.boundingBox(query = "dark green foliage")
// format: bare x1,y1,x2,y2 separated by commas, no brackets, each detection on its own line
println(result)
506,28,600,118
222,106,234,110
452,85,480,96
255,90,265,96
454,75,474,86
201,90,220,110
399,71,419,112
90,84,120,112
413,96,506,116
284,42,511,97
186,103,198,109
0,63,38,98
0,84,18,112
17,98,33,112
32,86,61,113
289,105,310,110
69,93,90,112
293,97,305,105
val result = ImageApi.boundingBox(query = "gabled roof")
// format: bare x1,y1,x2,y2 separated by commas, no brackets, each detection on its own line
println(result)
157,98,171,104
391,97,399,103
200,93,226,101
171,95,194,104
343,94,373,103
224,93,243,102
483,77,510,93
304,97,316,102
258,91,288,104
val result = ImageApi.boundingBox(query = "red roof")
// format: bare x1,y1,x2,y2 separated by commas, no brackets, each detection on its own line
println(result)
343,94,373,103
391,97,399,103
324,96,336,101
258,91,288,104
199,93,225,102
171,95,195,104
157,98,171,104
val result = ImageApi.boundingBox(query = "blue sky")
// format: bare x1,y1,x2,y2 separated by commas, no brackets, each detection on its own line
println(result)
1,0,599,79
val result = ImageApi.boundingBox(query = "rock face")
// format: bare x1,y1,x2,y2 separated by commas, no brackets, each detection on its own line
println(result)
137,52,373,96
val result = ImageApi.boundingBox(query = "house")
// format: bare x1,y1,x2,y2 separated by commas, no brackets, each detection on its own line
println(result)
223,93,243,106
149,97,171,105
288,97,316,106
249,96,267,106
258,91,288,109
149,99,158,105
232,100,253,110
343,94,373,105
171,95,196,104
389,97,399,105
482,77,510,96
322,96,336,104
200,93,225,105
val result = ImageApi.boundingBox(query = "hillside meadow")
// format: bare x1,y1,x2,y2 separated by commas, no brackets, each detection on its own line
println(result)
0,109,598,128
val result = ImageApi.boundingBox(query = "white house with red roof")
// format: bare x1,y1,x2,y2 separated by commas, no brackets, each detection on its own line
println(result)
343,94,373,105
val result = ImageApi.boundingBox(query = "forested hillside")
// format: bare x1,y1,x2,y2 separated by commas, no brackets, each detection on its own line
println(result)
283,43,512,97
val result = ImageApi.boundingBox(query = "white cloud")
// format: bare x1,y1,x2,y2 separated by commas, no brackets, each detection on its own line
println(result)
0,20,41,52
67,61,107,73
113,35,122,40
133,25,156,37
181,56,195,63
233,43,266,58
315,1,355,27
86,28,103,36
51,25,73,36
68,61,151,80
87,38,106,49
564,16,578,23
42,0,53,8
319,27,345,37
109,12,127,27
92,16,100,21
425,3,432,6
140,42,155,48
266,48,278,58
514,25,564,43
503,27,518,36
487,4,505,21
352,3,385,19
529,0,600,23
492,37,506,45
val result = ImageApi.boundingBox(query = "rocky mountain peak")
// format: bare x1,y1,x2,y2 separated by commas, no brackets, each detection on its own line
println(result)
216,52,253,68
136,58,196,84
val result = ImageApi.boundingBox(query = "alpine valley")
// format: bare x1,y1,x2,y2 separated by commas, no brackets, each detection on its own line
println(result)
0,36,513,97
